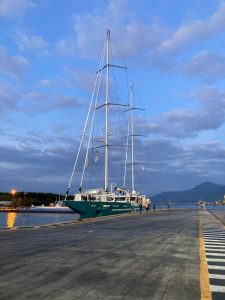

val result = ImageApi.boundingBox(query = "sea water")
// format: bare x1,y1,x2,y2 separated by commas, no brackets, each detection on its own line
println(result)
0,212,79,228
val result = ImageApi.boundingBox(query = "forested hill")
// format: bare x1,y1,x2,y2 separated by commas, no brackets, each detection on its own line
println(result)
152,182,225,203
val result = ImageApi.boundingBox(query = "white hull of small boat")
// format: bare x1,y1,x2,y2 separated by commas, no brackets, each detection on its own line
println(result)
28,206,73,213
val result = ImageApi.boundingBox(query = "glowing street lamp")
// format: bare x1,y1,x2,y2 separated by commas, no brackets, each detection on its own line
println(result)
10,189,17,205
11,189,16,196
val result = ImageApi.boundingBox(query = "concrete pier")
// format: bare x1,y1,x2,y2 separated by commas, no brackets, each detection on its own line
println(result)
0,210,200,300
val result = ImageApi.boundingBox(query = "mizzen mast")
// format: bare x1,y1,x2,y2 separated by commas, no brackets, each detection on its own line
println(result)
105,29,110,191
129,82,146,194
130,82,135,193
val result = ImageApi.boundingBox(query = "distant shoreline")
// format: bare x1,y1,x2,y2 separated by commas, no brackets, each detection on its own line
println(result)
0,207,74,213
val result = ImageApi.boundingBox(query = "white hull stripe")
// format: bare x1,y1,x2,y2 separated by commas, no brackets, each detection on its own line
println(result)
111,208,132,211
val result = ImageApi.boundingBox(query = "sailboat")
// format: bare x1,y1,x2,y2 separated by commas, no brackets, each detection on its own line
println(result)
64,29,147,219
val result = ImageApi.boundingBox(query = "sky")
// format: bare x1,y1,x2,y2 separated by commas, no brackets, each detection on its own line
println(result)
1,0,225,196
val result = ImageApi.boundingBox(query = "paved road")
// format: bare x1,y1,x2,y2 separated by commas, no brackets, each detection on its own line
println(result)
0,210,200,300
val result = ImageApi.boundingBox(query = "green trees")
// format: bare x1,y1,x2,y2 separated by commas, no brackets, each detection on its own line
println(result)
0,192,63,207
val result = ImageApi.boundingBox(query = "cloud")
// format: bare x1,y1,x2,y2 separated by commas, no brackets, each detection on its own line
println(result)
145,138,225,193
0,0,34,17
190,85,225,107
50,0,225,84
55,39,76,56
54,94,86,109
146,84,225,138
0,79,21,114
14,29,49,52
0,143,73,193
38,79,54,87
163,108,223,137
0,45,30,78
65,67,97,91
159,2,225,53
151,109,224,139
23,92,86,113
54,0,167,60
68,0,225,70
1,124,225,195
51,124,70,135
39,67,99,93
182,51,225,81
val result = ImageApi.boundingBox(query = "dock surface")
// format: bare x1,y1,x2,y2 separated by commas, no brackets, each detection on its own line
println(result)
0,209,202,300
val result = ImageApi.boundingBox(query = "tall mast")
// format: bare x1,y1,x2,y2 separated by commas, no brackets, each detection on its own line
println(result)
105,29,110,191
131,82,135,193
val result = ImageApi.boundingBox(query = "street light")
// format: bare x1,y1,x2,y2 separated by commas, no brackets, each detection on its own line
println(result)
10,189,16,206
11,189,16,196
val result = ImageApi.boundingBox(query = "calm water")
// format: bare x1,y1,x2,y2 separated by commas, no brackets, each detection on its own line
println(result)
0,212,79,228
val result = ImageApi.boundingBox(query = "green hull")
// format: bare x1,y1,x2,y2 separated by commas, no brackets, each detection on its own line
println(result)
64,200,132,219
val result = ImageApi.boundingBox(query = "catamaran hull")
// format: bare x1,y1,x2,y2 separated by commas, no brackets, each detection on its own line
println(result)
64,200,132,219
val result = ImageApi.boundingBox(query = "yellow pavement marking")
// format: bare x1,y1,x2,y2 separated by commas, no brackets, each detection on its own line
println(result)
199,213,212,300
200,236,212,300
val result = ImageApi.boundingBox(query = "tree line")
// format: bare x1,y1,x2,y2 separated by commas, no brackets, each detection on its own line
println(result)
0,192,74,207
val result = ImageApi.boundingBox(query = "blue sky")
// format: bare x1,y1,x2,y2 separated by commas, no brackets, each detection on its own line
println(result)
1,0,225,195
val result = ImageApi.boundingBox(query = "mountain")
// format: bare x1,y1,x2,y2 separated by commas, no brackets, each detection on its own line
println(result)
152,182,225,203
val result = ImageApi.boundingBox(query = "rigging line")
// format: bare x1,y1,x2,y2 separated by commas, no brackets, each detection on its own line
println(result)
110,44,119,106
64,41,106,199
124,67,130,106
110,44,125,182
111,34,127,69
80,52,104,188
111,33,130,106
110,45,127,106
110,38,128,108
110,38,130,186
110,35,129,188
